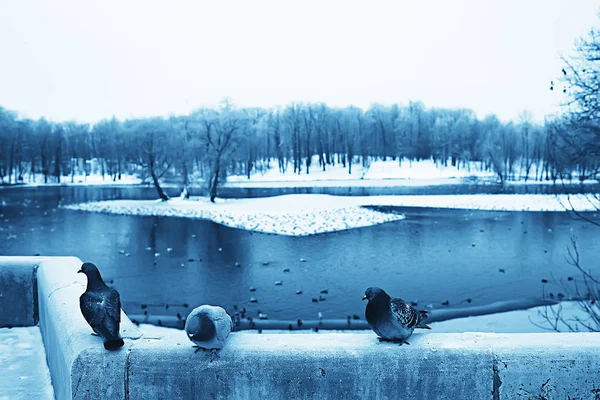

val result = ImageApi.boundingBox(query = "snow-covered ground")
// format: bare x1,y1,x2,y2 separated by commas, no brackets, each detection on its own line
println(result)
4,158,597,188
137,302,594,337
0,327,54,400
227,158,495,184
226,157,599,186
430,301,593,333
63,193,599,236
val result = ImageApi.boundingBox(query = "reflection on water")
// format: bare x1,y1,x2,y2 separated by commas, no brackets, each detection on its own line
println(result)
0,185,598,323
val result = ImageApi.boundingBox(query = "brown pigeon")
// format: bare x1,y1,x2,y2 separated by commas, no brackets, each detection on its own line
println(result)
78,262,124,350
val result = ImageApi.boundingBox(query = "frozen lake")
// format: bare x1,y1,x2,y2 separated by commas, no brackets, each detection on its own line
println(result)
1,185,599,323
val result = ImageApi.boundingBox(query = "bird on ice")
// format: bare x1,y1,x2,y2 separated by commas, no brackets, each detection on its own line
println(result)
185,305,233,352
78,262,125,350
363,287,431,345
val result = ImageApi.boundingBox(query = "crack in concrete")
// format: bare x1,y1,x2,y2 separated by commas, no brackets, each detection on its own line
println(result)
46,281,83,299
492,356,502,400
32,265,39,324
72,373,83,399
124,348,131,400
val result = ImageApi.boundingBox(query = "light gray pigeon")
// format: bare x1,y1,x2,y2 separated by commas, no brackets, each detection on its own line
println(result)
78,262,124,350
185,305,232,351
363,287,431,345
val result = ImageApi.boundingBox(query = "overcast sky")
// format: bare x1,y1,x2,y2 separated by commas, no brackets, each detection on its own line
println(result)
0,0,598,123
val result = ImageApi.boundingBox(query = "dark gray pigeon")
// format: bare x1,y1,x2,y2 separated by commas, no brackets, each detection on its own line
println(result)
78,262,124,350
363,287,431,345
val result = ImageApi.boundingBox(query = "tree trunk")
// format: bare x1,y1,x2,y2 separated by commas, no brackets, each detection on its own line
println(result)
149,156,169,201
71,156,75,183
210,161,220,203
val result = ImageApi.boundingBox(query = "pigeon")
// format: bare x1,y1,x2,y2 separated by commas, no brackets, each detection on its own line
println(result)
363,287,431,345
78,262,125,350
185,305,233,351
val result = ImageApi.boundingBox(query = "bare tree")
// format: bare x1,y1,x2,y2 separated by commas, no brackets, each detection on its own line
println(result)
518,111,536,181
536,20,600,331
284,103,302,175
127,118,173,201
203,100,243,202
268,109,286,173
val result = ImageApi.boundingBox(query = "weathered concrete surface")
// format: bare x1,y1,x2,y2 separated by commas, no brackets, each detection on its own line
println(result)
125,330,600,400
36,257,141,400
128,332,494,400
0,326,54,400
492,333,600,399
0,256,43,327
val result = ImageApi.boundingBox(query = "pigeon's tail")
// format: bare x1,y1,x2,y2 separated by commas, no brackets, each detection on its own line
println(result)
417,310,432,329
104,338,125,350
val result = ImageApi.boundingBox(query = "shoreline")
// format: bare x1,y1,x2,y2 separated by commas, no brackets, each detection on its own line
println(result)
129,297,560,332
3,176,598,189
136,301,593,336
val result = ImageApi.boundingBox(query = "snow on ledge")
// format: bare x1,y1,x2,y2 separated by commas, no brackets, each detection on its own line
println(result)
62,193,599,236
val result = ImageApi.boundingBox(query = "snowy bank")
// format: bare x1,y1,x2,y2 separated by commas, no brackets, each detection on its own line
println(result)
227,159,496,183
365,193,600,212
1,173,141,188
63,193,598,236
226,157,599,186
137,302,592,337
430,301,593,333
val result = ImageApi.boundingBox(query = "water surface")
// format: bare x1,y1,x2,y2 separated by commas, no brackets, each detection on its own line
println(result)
1,185,598,323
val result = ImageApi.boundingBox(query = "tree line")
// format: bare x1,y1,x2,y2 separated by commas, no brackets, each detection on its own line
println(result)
0,96,598,201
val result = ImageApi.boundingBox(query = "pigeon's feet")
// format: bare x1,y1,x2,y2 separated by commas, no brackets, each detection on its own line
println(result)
208,349,220,363
378,337,410,346
193,347,220,362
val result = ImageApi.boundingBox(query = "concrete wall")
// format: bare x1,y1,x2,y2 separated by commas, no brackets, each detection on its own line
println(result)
2,257,600,399
127,331,600,400
35,257,141,400
0,256,42,327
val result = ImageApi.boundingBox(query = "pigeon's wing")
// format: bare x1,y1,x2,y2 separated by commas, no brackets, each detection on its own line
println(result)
79,288,122,340
100,288,122,339
80,292,106,329
105,288,121,324
390,297,423,328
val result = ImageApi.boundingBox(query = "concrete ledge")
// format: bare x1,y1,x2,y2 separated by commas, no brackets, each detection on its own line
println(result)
129,332,494,399
0,256,42,327
492,334,600,399
125,331,600,400
36,257,141,400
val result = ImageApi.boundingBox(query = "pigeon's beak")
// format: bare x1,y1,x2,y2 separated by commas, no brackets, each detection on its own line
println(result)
362,295,367,301
77,269,83,274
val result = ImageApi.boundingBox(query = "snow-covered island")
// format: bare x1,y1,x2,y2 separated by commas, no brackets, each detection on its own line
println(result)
63,195,406,236
63,193,599,236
